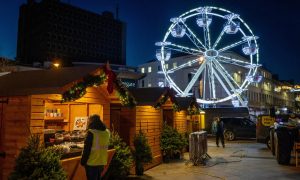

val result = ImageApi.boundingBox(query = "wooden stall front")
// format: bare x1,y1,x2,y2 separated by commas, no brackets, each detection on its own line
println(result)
0,66,123,180
172,97,204,133
110,87,180,172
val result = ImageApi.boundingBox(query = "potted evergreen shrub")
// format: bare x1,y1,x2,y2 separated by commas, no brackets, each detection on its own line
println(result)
133,131,152,176
105,131,133,179
160,124,188,162
9,134,66,180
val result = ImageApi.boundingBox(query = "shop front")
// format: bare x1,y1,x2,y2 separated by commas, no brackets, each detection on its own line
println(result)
0,66,133,179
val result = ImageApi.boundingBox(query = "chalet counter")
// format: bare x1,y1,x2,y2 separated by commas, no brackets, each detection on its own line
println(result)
61,149,115,180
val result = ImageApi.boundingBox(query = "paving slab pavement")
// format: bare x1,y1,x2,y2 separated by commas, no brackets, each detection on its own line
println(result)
128,138,300,180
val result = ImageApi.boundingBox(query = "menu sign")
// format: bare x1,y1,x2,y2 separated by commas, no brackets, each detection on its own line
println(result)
73,117,88,130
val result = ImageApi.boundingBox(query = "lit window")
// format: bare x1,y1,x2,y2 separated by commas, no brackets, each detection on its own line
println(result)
158,65,161,71
188,61,192,66
148,83,152,87
141,68,145,73
173,62,177,68
148,66,152,73
165,64,168,70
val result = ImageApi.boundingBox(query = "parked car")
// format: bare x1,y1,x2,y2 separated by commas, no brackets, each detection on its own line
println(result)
220,117,256,141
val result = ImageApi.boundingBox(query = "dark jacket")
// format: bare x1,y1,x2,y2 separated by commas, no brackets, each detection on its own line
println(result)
81,131,93,166
216,121,224,134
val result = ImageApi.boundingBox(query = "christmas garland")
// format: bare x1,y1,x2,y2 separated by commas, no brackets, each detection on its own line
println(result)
172,103,181,112
153,95,169,109
62,73,106,102
61,66,136,107
187,105,200,115
153,90,178,111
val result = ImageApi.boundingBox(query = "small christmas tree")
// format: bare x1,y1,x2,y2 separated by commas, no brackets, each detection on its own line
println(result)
133,131,152,176
9,134,66,180
106,131,133,179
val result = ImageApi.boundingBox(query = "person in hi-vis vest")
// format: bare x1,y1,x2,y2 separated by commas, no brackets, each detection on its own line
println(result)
81,115,110,180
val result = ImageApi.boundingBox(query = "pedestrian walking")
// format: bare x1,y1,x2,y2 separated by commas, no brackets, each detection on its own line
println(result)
215,117,225,148
81,115,110,180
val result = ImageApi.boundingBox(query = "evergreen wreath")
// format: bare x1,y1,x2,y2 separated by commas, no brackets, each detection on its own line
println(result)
62,66,136,107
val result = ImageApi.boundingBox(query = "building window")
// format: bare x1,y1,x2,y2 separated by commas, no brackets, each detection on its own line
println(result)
165,64,168,70
148,66,152,73
141,68,145,73
158,65,161,71
173,62,177,68
142,80,144,87
148,83,152,87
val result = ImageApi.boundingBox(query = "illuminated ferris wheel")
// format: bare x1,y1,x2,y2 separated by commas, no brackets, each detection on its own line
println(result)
155,6,261,106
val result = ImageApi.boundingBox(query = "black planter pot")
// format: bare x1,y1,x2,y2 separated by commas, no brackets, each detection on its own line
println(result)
135,162,144,176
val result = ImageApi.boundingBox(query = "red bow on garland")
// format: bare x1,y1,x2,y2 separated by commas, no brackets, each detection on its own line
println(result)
103,62,116,94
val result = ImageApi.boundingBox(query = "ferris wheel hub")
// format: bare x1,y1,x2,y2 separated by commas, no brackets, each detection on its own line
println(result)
204,49,219,59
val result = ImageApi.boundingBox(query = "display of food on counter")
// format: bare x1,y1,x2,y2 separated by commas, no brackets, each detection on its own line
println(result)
43,129,87,159
44,129,86,145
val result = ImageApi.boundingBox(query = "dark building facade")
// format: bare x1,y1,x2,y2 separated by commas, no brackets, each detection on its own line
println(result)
17,0,126,66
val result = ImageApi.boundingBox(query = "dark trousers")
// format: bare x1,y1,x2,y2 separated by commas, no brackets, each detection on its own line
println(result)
85,165,104,180
216,132,225,147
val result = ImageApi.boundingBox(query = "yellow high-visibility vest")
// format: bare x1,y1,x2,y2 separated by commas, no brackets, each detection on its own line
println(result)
87,129,110,166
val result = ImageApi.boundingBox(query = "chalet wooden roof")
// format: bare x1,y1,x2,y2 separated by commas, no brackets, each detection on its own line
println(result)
0,66,99,96
129,87,175,106
175,96,198,110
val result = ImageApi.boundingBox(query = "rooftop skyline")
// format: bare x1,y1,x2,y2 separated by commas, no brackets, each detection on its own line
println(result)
0,0,299,83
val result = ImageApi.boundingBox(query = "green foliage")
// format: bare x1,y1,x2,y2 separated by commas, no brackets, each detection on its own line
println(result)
106,131,133,179
61,67,136,107
153,95,168,109
133,131,152,175
187,105,200,115
9,134,66,180
160,124,188,161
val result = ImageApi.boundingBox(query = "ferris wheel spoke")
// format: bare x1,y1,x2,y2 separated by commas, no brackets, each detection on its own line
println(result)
217,55,256,68
213,61,241,97
183,60,207,95
163,71,183,94
218,38,248,53
167,59,199,73
202,66,207,100
214,60,241,89
207,24,212,49
206,63,212,98
211,64,232,96
167,43,202,55
206,61,216,99
180,20,207,51
203,26,211,49
212,29,225,49
214,61,247,106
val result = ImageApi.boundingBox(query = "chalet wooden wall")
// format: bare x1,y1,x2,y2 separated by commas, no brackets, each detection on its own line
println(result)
135,106,162,169
119,107,136,146
75,87,110,128
1,96,31,180
174,111,187,133
1,86,112,179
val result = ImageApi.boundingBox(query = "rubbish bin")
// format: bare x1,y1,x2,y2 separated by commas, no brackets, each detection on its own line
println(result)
274,126,295,165
189,131,208,165
269,126,275,156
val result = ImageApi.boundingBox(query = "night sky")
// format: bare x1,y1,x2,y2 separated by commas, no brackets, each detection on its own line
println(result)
0,0,299,83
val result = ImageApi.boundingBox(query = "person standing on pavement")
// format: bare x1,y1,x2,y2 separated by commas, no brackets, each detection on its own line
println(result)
215,117,225,148
81,115,110,180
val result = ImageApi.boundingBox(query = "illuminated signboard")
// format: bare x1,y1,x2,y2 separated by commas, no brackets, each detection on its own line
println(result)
281,86,292,90
121,78,137,89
